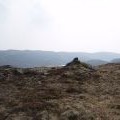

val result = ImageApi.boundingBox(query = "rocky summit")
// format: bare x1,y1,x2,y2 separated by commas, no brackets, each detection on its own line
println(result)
0,58,120,120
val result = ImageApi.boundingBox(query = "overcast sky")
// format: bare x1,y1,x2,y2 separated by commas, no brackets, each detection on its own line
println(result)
0,0,120,53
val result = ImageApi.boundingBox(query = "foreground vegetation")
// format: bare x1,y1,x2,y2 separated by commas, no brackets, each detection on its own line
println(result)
0,58,120,120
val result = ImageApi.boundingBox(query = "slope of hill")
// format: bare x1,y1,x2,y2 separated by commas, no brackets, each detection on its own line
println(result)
88,52,120,61
111,58,120,63
0,58,120,120
86,59,108,66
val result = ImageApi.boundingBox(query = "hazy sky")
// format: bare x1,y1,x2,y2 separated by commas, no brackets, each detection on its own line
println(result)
0,0,120,52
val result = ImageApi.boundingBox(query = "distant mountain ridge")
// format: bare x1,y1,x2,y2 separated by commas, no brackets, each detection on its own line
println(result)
0,50,120,67
111,58,120,63
86,59,108,66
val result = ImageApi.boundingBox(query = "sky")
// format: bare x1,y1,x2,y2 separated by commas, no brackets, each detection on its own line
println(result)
0,0,120,53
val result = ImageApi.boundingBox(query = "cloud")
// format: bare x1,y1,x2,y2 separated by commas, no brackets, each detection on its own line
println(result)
0,0,53,47
0,1,7,23
0,0,120,52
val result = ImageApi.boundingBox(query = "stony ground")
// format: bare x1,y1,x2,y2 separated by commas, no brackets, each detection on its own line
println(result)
0,59,120,120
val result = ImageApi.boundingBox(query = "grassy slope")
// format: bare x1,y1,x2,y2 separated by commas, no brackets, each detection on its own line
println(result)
0,62,120,120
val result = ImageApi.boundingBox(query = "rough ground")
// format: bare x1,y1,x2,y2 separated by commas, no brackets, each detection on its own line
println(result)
0,58,120,120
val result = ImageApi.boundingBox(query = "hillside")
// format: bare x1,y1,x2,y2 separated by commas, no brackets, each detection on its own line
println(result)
0,58,120,120
86,59,108,66
111,58,120,63
0,50,120,67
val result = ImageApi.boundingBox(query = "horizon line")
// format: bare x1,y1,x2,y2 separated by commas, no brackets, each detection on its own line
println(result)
0,49,120,54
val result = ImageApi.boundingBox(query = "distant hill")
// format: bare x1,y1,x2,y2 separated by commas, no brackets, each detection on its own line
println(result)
0,50,120,67
86,59,108,66
0,50,64,67
86,52,120,61
111,58,120,63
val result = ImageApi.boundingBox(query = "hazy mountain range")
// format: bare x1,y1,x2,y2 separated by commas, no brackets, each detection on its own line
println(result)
0,50,120,67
